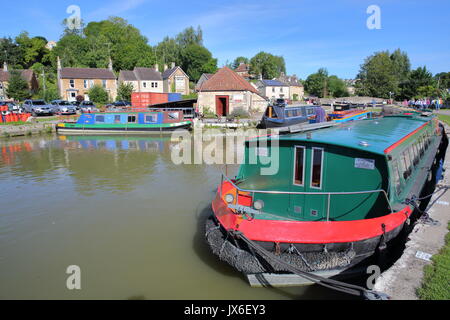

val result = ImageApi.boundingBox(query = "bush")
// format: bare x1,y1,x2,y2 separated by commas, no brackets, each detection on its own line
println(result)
201,106,217,119
88,85,109,104
228,107,249,119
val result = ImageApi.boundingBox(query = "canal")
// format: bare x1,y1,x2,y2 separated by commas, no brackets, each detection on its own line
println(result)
0,134,344,299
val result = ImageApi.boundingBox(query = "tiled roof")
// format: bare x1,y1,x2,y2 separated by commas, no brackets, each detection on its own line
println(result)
162,67,177,79
119,70,137,81
261,79,288,87
60,68,116,79
0,69,35,82
198,67,258,93
278,74,303,87
235,63,249,73
134,67,162,81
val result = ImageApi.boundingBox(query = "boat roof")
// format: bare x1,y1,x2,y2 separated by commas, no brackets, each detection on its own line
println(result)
255,114,433,156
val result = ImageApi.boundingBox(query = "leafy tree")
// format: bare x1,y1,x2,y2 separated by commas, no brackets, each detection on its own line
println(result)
355,51,398,98
175,26,203,47
117,82,133,101
0,37,23,69
249,52,286,79
232,56,249,69
327,75,349,98
435,72,450,90
88,84,109,104
390,49,411,84
180,44,217,81
15,32,51,69
5,70,31,101
399,66,436,99
305,68,329,97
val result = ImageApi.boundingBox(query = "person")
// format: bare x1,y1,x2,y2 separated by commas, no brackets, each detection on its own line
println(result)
436,98,441,111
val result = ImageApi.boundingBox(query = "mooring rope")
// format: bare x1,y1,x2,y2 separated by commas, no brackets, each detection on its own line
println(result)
229,230,390,300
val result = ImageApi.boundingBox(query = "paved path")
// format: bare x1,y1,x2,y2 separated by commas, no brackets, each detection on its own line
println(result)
374,123,450,299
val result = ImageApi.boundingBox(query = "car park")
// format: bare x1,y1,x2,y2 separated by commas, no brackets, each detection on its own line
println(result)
22,100,54,116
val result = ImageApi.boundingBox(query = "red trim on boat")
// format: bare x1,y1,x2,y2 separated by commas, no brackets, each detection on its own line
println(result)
384,122,429,154
213,182,412,244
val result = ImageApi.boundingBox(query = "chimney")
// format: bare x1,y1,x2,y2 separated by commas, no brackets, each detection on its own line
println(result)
3,61,7,72
154,64,159,72
164,64,168,71
57,56,62,70
108,57,113,71
171,62,175,69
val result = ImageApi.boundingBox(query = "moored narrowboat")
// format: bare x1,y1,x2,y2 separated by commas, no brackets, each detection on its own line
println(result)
259,103,327,129
206,112,447,280
56,110,191,135
329,104,372,123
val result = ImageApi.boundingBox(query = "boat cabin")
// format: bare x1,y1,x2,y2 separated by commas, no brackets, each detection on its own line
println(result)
77,110,184,125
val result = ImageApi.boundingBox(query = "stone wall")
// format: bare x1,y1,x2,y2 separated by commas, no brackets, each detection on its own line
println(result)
197,91,268,115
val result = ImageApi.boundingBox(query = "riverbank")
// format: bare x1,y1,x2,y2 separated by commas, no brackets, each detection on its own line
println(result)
0,120,57,138
373,122,450,300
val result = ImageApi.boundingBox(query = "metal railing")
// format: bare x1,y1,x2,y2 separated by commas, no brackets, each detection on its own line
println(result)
219,171,393,221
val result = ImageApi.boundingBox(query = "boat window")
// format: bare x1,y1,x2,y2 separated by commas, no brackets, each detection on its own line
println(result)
95,115,105,123
114,115,121,123
402,150,412,179
168,112,179,120
145,114,158,123
128,115,137,123
311,148,323,189
293,146,305,186
413,143,420,165
392,160,402,196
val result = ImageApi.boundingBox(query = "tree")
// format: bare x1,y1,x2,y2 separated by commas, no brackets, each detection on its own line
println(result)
0,37,23,69
249,52,285,79
15,32,51,69
180,44,217,81
435,72,450,90
175,26,203,47
88,85,109,104
232,56,249,69
117,82,133,101
305,68,329,97
399,66,436,99
355,51,398,98
327,75,349,98
5,70,31,101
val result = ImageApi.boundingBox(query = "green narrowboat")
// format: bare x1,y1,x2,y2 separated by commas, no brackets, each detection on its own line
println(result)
206,112,447,277
56,110,192,135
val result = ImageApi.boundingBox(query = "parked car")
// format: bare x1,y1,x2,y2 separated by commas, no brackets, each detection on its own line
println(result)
79,101,99,113
22,100,54,116
0,101,23,114
106,100,131,108
50,100,77,115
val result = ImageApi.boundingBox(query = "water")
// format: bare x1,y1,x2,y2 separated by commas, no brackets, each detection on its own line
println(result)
0,134,342,300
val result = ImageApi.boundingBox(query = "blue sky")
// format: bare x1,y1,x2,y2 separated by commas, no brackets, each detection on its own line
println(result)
1,0,449,79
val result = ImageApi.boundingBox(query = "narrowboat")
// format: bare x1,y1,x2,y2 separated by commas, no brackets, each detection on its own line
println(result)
328,104,371,123
206,112,447,281
56,110,192,135
258,103,327,129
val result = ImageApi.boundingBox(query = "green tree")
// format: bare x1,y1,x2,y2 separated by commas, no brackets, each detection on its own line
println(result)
305,68,329,97
399,66,436,99
249,52,285,79
435,72,450,90
117,82,133,101
88,85,109,104
5,70,31,101
355,51,398,98
175,26,203,47
180,44,217,81
327,75,349,98
15,32,51,69
0,37,23,69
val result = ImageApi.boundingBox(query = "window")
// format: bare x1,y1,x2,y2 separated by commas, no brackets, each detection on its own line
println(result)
293,146,305,186
143,82,147,88
311,148,324,189
114,115,121,123
154,82,158,88
69,79,75,88
280,87,283,92
128,115,137,123
84,80,88,89
151,82,155,88
168,112,179,120
272,87,275,93
70,92,76,98
102,80,106,88
392,160,402,195
95,115,105,123
145,114,158,123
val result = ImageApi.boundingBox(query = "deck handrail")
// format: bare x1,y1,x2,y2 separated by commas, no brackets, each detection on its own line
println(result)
219,171,393,221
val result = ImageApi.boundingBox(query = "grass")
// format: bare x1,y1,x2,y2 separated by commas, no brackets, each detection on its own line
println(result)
417,222,450,300
437,114,450,127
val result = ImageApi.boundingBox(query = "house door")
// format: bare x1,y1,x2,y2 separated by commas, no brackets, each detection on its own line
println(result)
215,95,229,116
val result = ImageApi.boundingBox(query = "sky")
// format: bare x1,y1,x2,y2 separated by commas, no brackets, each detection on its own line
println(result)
1,0,449,79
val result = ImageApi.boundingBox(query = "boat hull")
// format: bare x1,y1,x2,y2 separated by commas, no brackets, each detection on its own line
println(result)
56,121,192,135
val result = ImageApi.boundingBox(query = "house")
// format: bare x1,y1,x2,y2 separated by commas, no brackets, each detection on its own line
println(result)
344,79,356,96
0,62,39,100
118,65,163,93
162,62,189,95
255,79,290,101
57,57,117,102
195,73,213,91
234,62,251,79
277,73,304,101
197,66,267,117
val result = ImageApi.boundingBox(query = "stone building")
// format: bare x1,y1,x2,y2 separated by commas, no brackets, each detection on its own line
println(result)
118,66,163,94
255,79,290,101
197,67,267,116
57,57,117,102
162,62,190,95
277,73,304,101
0,62,39,100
